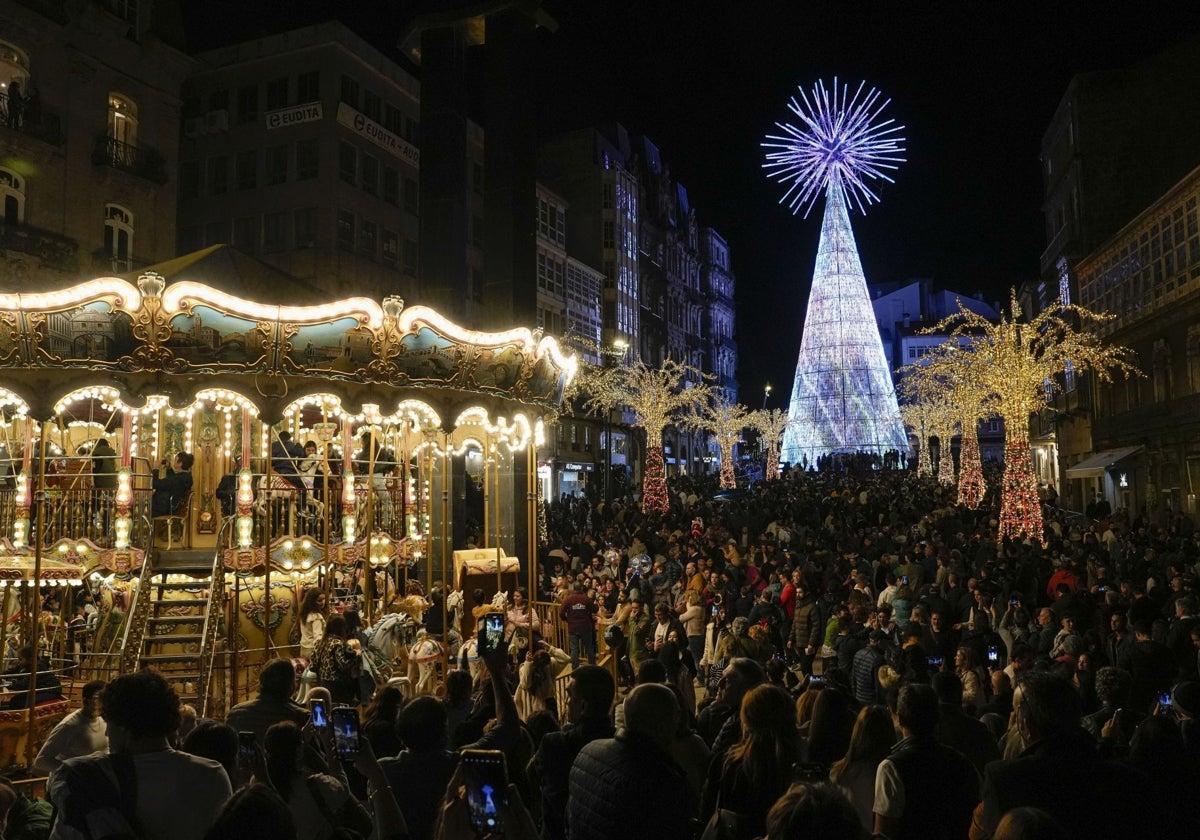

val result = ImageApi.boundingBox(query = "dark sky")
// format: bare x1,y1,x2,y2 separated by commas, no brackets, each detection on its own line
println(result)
187,1,1200,405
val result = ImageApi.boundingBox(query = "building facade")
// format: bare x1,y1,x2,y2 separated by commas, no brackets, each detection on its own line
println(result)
1,0,191,289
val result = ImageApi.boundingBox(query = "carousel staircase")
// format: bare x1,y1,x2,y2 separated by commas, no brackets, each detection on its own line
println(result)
122,548,224,708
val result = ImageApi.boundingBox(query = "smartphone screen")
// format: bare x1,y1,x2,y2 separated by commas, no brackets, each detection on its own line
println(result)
309,698,328,730
484,613,504,652
929,656,943,668
987,646,999,663
1160,692,1173,709
331,706,360,760
462,749,508,835
237,731,256,769
901,575,909,585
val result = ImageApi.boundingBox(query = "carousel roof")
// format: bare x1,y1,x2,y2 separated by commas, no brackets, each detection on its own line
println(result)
118,245,332,306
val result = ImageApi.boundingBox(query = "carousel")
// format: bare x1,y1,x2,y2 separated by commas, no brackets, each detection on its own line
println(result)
0,267,575,771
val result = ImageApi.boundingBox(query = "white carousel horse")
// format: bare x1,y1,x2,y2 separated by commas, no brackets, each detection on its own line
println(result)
409,629,444,696
361,611,421,685
458,637,482,681
444,589,465,656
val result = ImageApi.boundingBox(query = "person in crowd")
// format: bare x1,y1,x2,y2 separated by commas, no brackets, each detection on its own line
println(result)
515,640,570,721
181,720,239,788
298,588,328,661
34,679,107,779
202,784,297,840
931,671,999,776
271,430,307,491
361,685,405,758
872,682,980,840
697,657,765,751
700,684,800,835
3,645,63,708
90,438,117,494
225,658,309,741
310,614,362,705
830,705,896,832
263,721,373,840
151,451,194,517
567,683,689,839
530,665,616,840
765,783,869,840
851,629,888,706
48,670,231,840
378,696,457,840
559,582,599,668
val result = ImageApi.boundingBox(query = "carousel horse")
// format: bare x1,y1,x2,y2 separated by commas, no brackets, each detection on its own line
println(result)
444,588,465,656
408,629,444,696
361,611,422,686
458,637,482,681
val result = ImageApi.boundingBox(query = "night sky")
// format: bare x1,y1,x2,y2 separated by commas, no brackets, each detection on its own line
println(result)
186,1,1200,405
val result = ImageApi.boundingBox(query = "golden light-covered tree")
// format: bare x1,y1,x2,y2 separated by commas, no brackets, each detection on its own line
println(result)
686,396,751,490
577,357,710,513
930,291,1138,541
750,408,790,481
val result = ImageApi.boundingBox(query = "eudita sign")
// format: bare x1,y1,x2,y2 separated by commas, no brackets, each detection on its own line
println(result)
265,103,323,130
336,103,420,168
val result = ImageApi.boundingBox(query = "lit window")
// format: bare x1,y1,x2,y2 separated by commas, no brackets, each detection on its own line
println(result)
0,167,25,225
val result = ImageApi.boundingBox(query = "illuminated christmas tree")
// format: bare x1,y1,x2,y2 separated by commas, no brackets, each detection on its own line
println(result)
763,79,909,464
751,408,790,481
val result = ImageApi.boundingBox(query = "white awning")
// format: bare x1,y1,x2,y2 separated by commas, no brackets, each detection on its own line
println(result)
1065,446,1143,478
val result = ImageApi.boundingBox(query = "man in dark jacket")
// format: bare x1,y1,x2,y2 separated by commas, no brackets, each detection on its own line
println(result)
851,629,887,706
224,658,307,741
150,451,193,517
530,666,615,840
567,683,689,840
932,671,999,776
873,683,980,840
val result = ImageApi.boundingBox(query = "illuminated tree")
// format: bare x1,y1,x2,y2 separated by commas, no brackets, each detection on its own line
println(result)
751,408,790,481
931,291,1138,541
578,358,710,514
900,401,937,477
900,341,996,508
763,78,909,463
686,397,751,490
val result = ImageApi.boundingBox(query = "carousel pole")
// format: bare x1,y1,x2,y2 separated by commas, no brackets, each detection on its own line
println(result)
263,427,273,659
24,420,48,768
527,438,537,605
440,432,450,629
364,425,378,625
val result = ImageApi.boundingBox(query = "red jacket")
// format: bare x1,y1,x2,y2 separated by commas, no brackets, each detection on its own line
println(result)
560,592,598,635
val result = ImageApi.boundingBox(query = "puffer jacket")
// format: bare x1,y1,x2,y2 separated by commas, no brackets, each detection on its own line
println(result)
567,733,690,840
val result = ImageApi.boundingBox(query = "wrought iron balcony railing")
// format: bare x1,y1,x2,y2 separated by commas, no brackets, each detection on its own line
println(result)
91,135,167,183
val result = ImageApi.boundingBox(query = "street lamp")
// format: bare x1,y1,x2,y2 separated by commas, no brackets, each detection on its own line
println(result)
603,339,628,502
762,383,772,410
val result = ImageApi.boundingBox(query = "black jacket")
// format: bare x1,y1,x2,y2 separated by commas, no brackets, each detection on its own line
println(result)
531,717,615,840
568,732,689,840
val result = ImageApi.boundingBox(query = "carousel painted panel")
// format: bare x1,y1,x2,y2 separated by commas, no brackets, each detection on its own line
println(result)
164,307,270,370
228,580,303,663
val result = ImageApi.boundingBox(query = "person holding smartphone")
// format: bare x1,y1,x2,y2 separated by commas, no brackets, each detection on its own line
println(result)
263,720,374,839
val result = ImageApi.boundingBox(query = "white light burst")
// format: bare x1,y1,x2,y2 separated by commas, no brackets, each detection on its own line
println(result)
763,77,906,217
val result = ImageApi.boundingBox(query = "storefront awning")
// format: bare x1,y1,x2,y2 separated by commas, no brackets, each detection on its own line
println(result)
1065,446,1143,478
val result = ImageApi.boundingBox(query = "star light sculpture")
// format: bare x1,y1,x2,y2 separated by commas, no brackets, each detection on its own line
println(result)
929,291,1139,542
764,78,910,464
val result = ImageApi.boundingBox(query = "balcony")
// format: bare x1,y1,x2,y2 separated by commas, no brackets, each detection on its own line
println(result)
0,91,65,146
91,135,167,184
0,222,79,273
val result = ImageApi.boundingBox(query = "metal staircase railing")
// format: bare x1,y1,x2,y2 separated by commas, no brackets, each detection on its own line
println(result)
197,520,233,718
118,515,155,675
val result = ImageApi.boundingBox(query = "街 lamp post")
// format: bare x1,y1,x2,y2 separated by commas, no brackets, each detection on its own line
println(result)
762,383,772,410
603,339,628,501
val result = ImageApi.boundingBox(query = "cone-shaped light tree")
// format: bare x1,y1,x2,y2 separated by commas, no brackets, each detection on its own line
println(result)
687,397,752,490
751,408,791,481
900,341,996,509
578,358,710,514
930,291,1138,542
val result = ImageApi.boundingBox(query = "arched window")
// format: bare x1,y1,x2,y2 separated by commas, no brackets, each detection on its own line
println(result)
103,204,134,271
0,168,24,225
107,93,138,147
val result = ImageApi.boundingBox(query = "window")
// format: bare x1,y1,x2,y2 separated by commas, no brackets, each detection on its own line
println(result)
338,142,356,184
235,150,256,191
232,216,256,253
359,219,377,259
208,155,228,195
403,177,418,215
266,77,288,110
361,154,378,195
296,71,319,104
337,209,354,252
263,212,288,252
107,93,138,146
382,168,399,206
0,167,25,224
205,220,226,246
383,104,402,136
363,90,381,122
208,89,229,112
178,160,199,200
295,207,318,247
265,145,288,185
382,229,398,266
236,85,257,125
340,75,359,109
103,204,134,270
296,138,318,180
402,238,418,275
603,220,615,250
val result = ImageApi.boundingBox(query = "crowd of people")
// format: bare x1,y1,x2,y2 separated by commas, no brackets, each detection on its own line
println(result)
4,461,1200,840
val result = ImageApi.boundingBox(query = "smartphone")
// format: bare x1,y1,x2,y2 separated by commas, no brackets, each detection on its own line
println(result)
1160,692,1173,710
480,613,505,653
711,605,719,616
331,705,361,760
309,698,329,730
462,749,508,835
987,645,999,663
1098,586,1109,593
237,730,256,769
901,575,909,586
929,656,944,668
808,675,823,686
1010,599,1019,606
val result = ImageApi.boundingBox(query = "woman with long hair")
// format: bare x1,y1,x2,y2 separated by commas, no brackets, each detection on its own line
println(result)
298,588,328,660
310,614,361,705
829,705,896,831
505,587,543,652
803,686,855,773
515,641,570,721
361,685,405,758
955,645,984,709
702,684,800,836
263,722,372,840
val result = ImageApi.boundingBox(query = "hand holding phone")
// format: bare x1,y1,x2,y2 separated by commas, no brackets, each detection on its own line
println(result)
309,698,329,730
987,646,999,663
331,705,360,760
237,731,257,770
462,750,508,835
